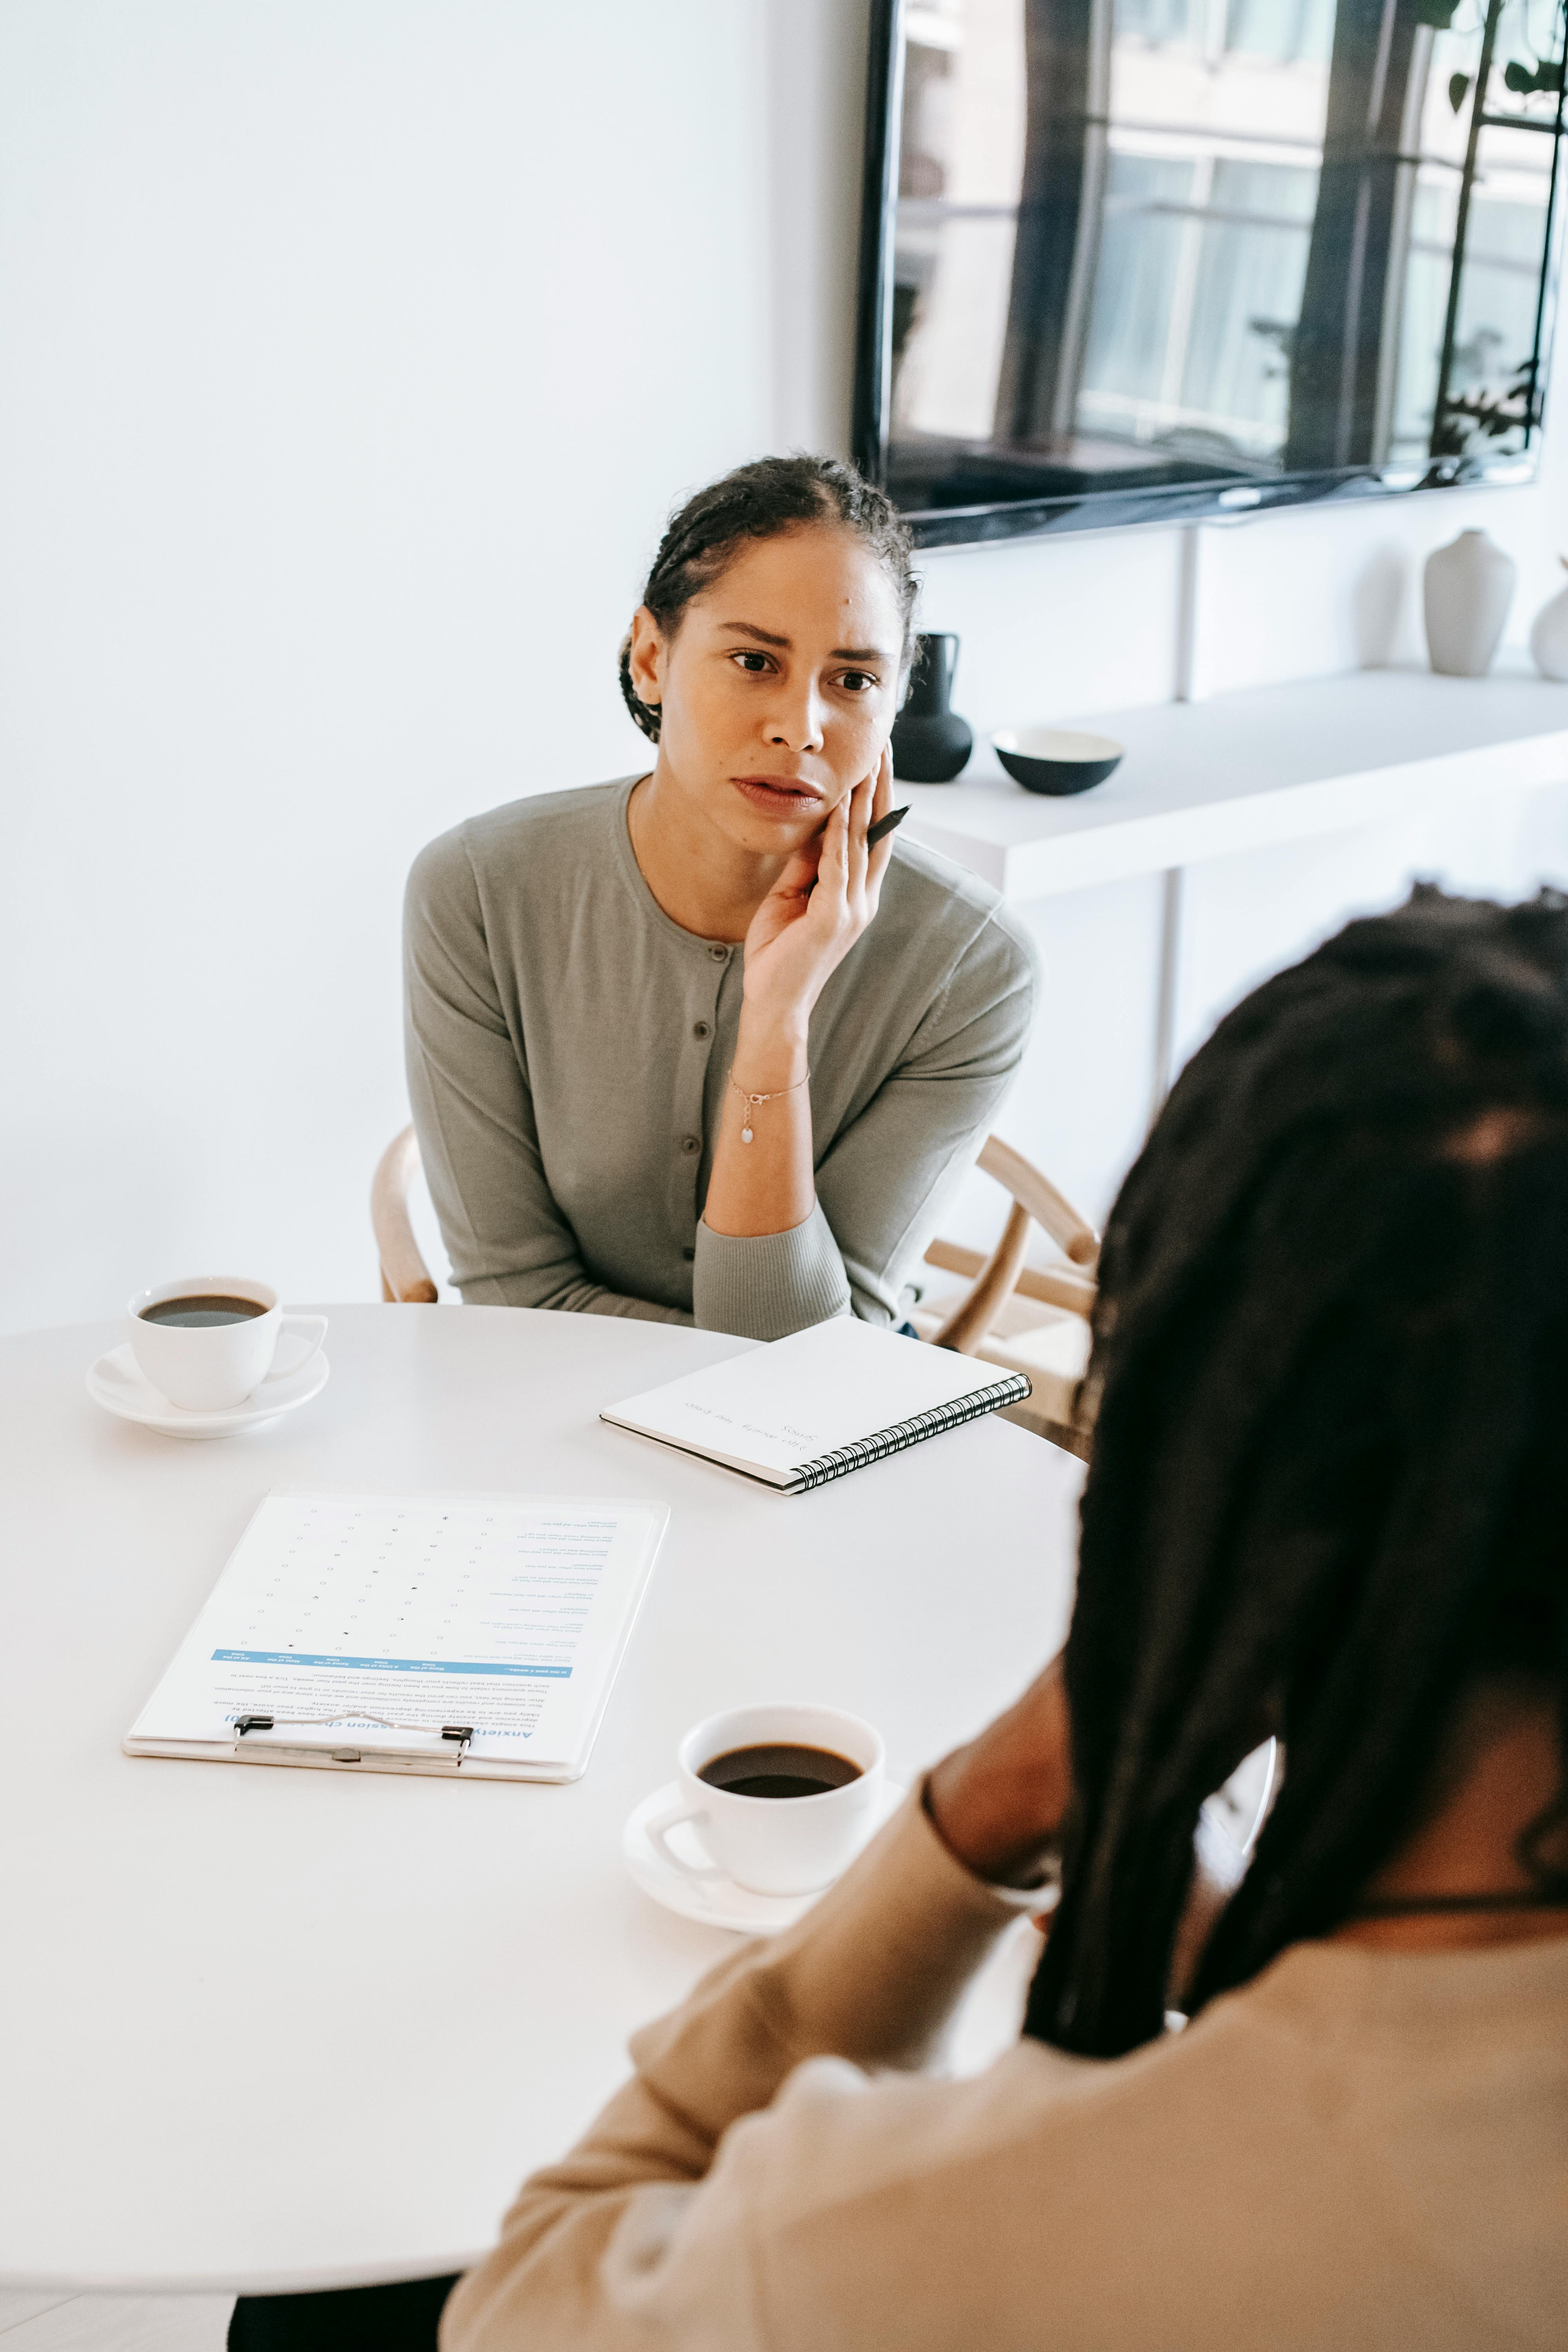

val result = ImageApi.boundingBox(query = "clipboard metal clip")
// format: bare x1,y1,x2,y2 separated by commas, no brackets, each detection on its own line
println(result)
232,1713,475,1771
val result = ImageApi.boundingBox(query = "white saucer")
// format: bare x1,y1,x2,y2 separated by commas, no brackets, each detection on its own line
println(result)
86,1342,330,1440
623,1779,907,1935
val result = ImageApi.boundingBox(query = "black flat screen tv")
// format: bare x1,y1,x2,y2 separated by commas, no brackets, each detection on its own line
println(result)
854,0,1568,546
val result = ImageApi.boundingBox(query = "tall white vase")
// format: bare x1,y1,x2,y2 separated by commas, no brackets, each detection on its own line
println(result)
1528,559,1568,681
1423,528,1516,677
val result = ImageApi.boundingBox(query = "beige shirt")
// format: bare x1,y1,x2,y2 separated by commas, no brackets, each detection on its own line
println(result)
404,780,1036,1341
442,1792,1568,2352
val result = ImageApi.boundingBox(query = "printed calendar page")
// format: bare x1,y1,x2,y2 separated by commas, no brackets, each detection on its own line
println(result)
126,1492,669,1781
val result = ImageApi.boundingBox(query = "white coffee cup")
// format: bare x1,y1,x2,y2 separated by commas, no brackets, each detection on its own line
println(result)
127,1276,328,1412
648,1702,886,1898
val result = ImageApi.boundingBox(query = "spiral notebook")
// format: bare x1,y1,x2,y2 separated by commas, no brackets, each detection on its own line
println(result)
601,1318,1031,1492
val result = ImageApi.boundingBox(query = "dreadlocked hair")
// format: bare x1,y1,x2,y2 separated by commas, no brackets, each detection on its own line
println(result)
1024,883,1568,2061
617,454,918,743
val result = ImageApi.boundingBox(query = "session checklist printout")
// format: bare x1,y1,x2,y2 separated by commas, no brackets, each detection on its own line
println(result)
126,1492,669,1781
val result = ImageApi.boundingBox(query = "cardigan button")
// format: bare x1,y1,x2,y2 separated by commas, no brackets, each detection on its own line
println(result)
707,943,729,962
681,1246,695,1262
681,1135,701,1156
693,1020,711,1040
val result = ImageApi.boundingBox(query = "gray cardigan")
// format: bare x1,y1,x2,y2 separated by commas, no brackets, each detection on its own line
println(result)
403,778,1037,1341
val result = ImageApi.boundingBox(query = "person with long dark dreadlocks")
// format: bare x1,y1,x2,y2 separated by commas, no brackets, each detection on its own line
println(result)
441,886,1568,2352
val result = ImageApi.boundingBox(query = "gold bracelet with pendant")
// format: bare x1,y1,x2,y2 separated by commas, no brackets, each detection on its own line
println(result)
728,1069,811,1144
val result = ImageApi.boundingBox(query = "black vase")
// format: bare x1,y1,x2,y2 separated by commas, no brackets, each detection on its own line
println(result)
891,633,973,783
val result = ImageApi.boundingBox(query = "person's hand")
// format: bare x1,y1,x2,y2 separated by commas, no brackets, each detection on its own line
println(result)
925,1653,1073,1891
739,748,894,1034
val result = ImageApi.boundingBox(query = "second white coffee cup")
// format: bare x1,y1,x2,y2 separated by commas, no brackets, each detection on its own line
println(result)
128,1276,328,1412
648,1702,886,1897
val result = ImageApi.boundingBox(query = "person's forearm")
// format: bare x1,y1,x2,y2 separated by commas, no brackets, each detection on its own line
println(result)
690,1207,850,1339
925,1655,1073,1888
578,1288,693,1325
701,759,897,1247
702,1007,815,1238
460,1269,691,1323
440,1794,1022,2352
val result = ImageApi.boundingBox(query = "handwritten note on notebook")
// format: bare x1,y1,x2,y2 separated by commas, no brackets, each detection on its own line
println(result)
601,1318,1030,1491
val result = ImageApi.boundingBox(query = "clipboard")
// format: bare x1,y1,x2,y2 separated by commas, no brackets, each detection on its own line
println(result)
125,1490,670,1783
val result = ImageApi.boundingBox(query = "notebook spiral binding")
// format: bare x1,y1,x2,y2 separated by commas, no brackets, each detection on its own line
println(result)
785,1371,1032,1492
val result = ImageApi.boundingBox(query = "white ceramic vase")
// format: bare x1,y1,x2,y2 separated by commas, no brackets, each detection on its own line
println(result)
1423,528,1517,677
1529,559,1568,681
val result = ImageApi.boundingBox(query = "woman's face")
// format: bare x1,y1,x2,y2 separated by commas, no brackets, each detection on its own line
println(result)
629,524,905,857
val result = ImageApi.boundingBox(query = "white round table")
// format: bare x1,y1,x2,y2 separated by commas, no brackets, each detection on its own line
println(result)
0,1305,1082,2294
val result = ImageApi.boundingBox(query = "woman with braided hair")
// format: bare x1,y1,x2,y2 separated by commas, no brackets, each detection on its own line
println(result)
403,454,1034,1338
440,887,1568,2352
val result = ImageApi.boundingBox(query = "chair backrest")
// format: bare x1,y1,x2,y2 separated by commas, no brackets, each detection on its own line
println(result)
372,1125,438,1303
926,1135,1099,1356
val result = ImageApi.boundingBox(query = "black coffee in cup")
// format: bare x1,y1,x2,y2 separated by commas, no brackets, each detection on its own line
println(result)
139,1294,268,1328
698,1743,862,1800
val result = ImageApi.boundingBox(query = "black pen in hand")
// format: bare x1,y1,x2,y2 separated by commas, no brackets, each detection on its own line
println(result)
866,803,910,849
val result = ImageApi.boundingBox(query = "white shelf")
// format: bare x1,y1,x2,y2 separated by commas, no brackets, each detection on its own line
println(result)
900,662,1568,899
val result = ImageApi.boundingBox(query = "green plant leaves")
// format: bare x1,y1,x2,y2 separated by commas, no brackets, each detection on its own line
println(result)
1449,70,1471,110
1416,0,1460,26
1433,356,1540,459
1504,55,1566,95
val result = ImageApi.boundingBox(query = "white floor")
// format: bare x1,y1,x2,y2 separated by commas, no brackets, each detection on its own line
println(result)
0,2296,233,2349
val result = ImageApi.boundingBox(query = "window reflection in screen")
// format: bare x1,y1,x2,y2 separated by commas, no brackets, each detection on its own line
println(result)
881,0,1567,521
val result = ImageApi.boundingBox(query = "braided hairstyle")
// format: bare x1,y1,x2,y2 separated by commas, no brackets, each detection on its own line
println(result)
1024,885,1568,2060
618,454,918,743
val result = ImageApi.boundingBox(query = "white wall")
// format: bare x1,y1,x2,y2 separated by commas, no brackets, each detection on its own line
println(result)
4,0,1568,1334
0,0,866,1330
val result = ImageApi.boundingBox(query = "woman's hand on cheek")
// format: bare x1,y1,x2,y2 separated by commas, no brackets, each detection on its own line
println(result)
740,746,895,1032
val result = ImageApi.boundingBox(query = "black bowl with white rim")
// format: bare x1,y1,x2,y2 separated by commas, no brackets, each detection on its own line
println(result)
993,727,1124,797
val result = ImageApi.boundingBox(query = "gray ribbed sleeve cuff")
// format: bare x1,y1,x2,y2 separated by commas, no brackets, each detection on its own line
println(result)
691,1201,853,1340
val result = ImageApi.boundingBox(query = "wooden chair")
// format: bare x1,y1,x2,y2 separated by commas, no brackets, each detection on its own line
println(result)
909,1136,1099,1459
372,1125,438,1303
